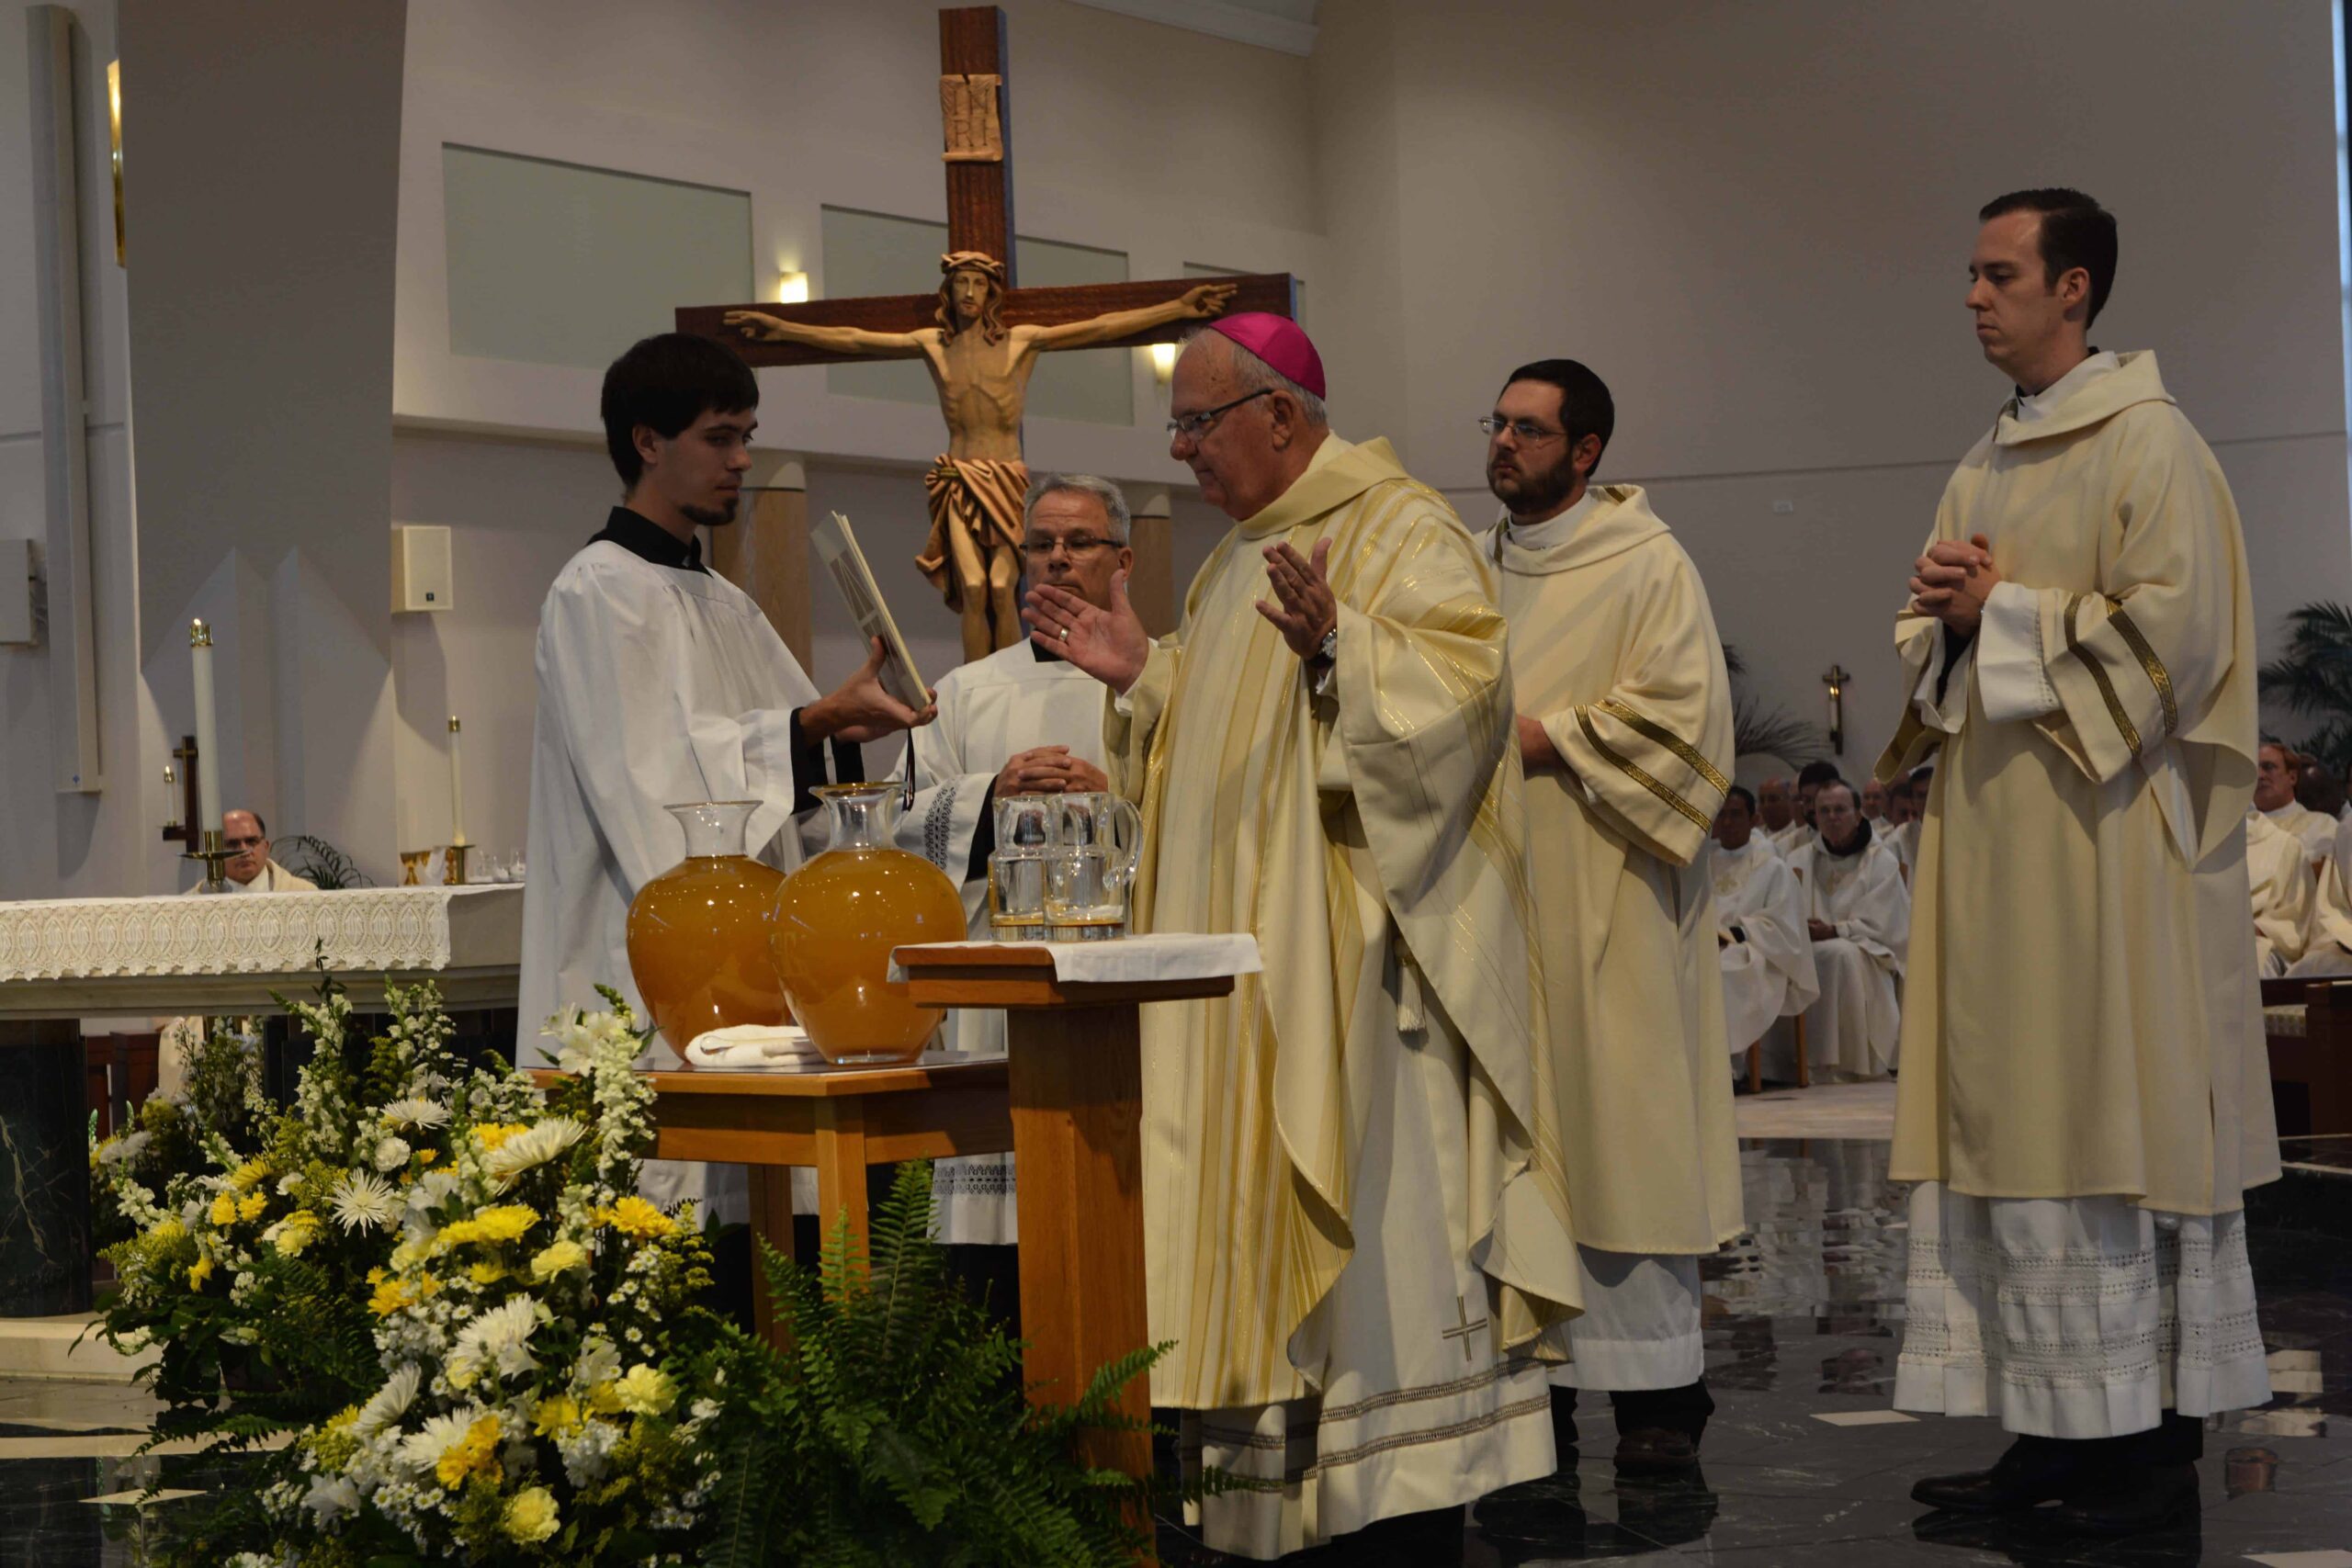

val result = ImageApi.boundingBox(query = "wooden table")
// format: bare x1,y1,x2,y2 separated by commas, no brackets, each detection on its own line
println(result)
591,942,1241,1482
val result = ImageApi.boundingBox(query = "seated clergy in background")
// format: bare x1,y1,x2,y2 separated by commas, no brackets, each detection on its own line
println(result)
2245,807,2316,976
1756,774,1796,841
1781,759,1844,853
2298,757,2346,823
206,809,316,894
900,472,1134,1248
1713,787,1820,1066
1862,776,1893,834
1786,781,1910,1080
1894,764,1933,883
2257,740,2335,870
1025,313,1579,1561
1482,356,1742,1473
518,333,933,1224
2285,792,2352,976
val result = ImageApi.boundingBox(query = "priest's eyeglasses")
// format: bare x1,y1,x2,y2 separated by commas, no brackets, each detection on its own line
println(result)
1022,536,1116,559
1477,416,1566,446
1168,389,1272,441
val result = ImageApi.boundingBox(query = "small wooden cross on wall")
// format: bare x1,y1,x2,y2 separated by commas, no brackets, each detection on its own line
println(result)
1823,663,1852,755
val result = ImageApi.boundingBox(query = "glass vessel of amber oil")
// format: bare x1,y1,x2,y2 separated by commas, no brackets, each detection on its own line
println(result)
626,801,790,1058
770,782,966,1064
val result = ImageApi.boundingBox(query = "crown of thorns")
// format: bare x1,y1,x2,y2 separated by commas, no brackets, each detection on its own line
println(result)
940,251,1008,282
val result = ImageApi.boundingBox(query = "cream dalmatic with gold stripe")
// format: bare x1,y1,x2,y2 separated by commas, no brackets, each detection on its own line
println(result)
1879,350,2278,1215
1479,485,1744,1257
1108,434,1580,1556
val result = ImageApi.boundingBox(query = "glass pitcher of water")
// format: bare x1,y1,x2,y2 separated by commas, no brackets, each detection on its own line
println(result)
1045,792,1143,941
987,793,1057,941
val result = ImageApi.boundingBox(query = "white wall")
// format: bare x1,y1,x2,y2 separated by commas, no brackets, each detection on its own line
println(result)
1322,0,2352,767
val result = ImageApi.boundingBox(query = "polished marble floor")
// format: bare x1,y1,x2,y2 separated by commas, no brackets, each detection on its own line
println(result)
6,1113,2350,1566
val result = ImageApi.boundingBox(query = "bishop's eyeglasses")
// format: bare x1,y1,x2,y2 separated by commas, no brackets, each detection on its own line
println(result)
1168,388,1273,441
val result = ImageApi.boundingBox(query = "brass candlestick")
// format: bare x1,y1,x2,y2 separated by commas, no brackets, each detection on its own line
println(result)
188,826,232,893
442,843,470,886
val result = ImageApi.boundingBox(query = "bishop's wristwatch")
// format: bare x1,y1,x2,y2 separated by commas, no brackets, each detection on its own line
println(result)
1306,622,1339,696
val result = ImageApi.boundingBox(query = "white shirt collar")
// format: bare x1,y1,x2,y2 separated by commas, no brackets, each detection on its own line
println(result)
1504,485,1604,552
2010,349,2120,426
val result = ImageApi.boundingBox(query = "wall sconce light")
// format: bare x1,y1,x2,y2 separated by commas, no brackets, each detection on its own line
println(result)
775,270,809,304
107,59,124,265
1149,341,1177,384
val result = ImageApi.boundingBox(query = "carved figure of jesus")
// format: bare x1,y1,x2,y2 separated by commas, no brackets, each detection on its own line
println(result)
729,254,1237,660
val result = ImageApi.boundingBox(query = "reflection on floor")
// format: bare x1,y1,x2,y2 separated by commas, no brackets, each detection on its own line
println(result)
6,1101,2350,1565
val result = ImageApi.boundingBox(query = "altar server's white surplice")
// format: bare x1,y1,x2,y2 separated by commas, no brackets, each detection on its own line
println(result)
1713,836,1820,1056
1784,831,1909,1079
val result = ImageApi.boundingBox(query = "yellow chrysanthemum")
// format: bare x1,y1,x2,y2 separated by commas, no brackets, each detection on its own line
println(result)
146,1218,187,1249
584,1380,624,1416
594,1196,677,1240
271,1209,322,1257
529,1240,589,1282
416,1148,437,1165
186,1257,214,1290
502,1485,560,1544
369,1278,416,1317
436,1203,538,1252
469,1260,508,1286
208,1192,238,1228
366,1266,387,1286
434,1414,504,1490
228,1158,270,1192
473,1122,531,1152
237,1191,267,1223
612,1363,676,1416
531,1392,582,1438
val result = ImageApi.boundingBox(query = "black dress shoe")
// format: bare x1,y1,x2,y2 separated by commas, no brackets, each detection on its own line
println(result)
2046,1462,2200,1536
1614,1426,1700,1474
1910,1435,2096,1512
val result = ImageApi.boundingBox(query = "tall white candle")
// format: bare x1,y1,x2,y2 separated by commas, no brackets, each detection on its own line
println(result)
447,715,468,847
189,620,222,836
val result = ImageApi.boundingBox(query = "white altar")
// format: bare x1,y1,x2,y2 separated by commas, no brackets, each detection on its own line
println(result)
0,884,524,1315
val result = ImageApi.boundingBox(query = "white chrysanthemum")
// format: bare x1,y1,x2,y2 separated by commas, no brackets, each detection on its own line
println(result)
328,1170,402,1234
97,1130,151,1167
302,1472,359,1524
448,1297,540,1387
379,1096,450,1131
484,1118,585,1190
395,1406,489,1479
372,1135,413,1172
352,1363,422,1438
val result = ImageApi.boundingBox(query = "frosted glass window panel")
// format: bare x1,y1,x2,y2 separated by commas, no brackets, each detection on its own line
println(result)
1185,261,1305,329
443,146,752,369
819,206,1132,426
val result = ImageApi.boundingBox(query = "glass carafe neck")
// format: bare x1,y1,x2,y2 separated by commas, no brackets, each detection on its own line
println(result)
818,782,904,852
667,800,757,860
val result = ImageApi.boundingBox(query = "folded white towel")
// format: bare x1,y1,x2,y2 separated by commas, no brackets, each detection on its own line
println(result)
684,1023,823,1069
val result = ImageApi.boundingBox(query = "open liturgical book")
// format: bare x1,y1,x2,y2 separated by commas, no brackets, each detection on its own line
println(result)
812,512,930,712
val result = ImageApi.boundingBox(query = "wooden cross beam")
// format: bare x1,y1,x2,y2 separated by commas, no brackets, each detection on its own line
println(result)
675,5,1295,367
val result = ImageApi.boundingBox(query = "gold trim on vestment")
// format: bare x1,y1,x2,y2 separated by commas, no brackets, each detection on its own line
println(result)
1594,696,1731,795
2064,592,2141,755
1575,707,1713,832
2106,601,2179,739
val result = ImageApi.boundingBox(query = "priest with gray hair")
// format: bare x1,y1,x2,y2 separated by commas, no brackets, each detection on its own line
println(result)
899,470,1137,1246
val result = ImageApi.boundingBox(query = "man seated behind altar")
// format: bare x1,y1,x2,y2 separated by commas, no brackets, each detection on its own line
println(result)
1023,314,1580,1560
1786,780,1910,1080
518,333,933,1226
162,807,318,1093
900,471,1136,1247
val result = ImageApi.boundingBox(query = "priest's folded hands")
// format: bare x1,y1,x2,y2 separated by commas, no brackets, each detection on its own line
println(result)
1908,532,2001,634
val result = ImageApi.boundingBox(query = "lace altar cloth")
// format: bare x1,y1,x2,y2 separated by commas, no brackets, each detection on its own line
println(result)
0,886,523,982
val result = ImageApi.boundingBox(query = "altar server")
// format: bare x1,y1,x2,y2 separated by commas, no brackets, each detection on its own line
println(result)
1785,782,1909,1080
518,333,933,1218
1713,788,1820,1061
1026,314,1579,1560
901,472,1134,1246
1884,188,2275,1533
1478,357,1741,1472
2246,808,2316,976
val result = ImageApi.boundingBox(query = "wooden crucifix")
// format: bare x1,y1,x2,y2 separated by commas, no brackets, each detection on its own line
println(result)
676,6,1298,662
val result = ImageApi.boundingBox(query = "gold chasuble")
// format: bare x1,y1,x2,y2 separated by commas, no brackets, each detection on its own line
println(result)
1481,486,1744,1255
1878,351,2279,1216
1108,435,1579,1554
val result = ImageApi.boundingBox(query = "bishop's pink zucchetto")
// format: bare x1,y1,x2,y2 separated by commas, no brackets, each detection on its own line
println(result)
1204,312,1325,400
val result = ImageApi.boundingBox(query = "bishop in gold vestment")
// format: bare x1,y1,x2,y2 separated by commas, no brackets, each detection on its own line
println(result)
1033,316,1580,1558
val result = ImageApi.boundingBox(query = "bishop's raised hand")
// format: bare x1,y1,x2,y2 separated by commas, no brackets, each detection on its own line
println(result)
1024,570,1150,693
